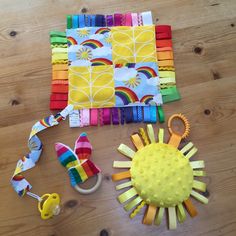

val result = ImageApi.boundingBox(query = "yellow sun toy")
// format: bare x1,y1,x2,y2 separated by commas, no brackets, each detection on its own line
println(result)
112,114,208,229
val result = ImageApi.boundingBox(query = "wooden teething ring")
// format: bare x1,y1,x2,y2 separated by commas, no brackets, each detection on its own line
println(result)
74,172,102,194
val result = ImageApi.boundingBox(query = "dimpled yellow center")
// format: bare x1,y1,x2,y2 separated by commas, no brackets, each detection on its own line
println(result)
130,143,193,207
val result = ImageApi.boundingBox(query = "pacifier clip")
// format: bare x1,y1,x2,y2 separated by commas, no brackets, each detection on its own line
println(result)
10,105,102,219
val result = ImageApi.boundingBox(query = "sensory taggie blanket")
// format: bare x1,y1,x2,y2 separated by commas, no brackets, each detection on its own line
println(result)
49,12,181,127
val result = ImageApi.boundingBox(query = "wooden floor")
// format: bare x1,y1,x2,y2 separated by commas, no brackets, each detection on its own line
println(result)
0,0,236,235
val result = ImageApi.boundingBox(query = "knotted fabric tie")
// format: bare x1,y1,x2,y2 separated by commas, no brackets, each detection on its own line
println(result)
55,133,101,187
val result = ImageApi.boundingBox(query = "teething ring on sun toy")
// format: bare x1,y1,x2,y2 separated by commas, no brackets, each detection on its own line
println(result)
168,113,190,148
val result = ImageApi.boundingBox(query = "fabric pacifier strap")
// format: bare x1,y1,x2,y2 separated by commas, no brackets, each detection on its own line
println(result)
11,105,73,197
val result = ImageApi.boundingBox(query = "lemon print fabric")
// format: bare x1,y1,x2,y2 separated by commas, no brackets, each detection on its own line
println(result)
111,26,157,64
68,65,115,109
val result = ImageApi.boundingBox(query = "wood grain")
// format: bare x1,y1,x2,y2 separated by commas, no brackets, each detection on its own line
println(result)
0,0,236,235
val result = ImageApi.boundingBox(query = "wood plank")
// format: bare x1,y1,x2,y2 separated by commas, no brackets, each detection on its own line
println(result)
0,0,236,236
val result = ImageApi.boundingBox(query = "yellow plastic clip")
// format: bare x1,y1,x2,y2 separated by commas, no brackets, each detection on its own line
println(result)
38,193,61,220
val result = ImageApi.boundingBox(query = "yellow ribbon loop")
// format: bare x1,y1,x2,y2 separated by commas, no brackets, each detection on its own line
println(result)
158,128,164,143
113,161,132,168
168,207,177,230
139,128,150,145
112,171,131,182
117,144,135,159
184,198,198,217
116,181,132,190
193,180,206,192
147,124,156,143
154,207,164,226
191,190,209,204
118,187,138,203
124,196,142,211
143,205,157,225
180,142,194,154
131,134,144,150
130,201,146,219
185,147,198,159
193,170,206,176
177,203,186,223
190,160,205,169
159,71,176,79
